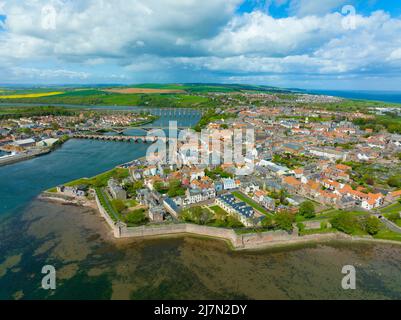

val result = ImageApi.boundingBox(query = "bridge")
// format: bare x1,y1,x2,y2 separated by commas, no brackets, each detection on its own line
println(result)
90,125,192,134
73,134,176,143
133,108,206,116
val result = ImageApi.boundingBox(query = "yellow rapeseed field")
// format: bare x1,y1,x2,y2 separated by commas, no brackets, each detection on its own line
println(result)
0,92,64,99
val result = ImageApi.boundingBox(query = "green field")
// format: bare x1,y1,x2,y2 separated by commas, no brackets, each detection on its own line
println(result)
374,224,401,242
0,90,215,108
232,191,271,216
209,205,229,216
314,209,369,220
64,168,129,188
380,202,401,215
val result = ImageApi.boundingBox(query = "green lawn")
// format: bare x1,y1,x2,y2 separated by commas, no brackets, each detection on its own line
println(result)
125,199,139,207
314,209,369,220
64,168,129,188
94,187,120,222
374,226,401,242
232,191,271,216
209,205,229,216
380,202,401,215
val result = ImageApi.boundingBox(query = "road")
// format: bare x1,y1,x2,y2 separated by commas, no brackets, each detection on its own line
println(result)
374,213,401,234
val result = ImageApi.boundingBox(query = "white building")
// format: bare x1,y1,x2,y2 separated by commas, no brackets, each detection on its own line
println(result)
308,148,347,161
36,138,59,147
222,178,237,190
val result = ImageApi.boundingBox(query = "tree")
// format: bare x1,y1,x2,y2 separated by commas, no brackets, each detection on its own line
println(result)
181,207,213,225
51,122,60,130
111,199,126,214
167,179,185,197
225,216,244,228
364,216,380,235
279,189,288,205
114,169,130,180
126,180,144,197
299,201,316,219
261,216,274,229
330,212,358,235
124,209,147,225
275,211,295,232
193,207,213,225
296,222,305,233
388,175,401,188
154,181,168,194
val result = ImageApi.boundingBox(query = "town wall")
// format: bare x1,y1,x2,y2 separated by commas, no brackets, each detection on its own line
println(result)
93,191,361,250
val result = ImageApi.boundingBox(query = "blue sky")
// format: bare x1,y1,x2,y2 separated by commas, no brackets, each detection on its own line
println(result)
0,0,401,90
238,0,401,18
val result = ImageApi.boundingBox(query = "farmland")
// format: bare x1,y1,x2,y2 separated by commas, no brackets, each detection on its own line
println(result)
0,91,64,99
104,88,186,94
0,89,216,108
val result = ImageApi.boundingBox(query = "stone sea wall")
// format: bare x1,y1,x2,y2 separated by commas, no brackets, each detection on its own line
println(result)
118,223,353,250
92,192,302,248
94,193,121,238
92,191,362,250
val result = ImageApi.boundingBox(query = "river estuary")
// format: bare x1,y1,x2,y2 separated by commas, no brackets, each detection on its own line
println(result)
0,108,401,299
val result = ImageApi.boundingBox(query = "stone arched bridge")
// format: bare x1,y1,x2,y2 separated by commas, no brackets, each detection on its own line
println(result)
73,134,175,143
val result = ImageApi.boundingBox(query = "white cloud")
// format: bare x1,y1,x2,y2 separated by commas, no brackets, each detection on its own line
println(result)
388,48,401,61
11,67,90,79
0,0,400,88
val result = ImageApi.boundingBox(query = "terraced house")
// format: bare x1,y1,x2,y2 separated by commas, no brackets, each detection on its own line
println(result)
216,194,255,227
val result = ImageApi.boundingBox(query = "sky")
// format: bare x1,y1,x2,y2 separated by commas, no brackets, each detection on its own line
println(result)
0,0,401,90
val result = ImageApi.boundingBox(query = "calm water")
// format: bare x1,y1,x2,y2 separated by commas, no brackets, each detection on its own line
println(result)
0,108,201,217
0,108,401,300
0,139,149,217
0,200,401,300
305,90,401,104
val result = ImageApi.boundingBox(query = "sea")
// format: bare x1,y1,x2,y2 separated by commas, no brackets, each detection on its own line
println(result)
0,107,401,300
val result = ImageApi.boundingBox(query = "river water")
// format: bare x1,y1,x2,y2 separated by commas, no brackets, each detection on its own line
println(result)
0,108,401,300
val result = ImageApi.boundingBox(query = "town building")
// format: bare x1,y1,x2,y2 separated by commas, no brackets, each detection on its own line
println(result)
108,179,127,200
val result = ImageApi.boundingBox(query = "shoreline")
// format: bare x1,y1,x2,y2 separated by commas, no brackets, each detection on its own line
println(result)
0,149,51,167
0,137,69,168
40,192,401,252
